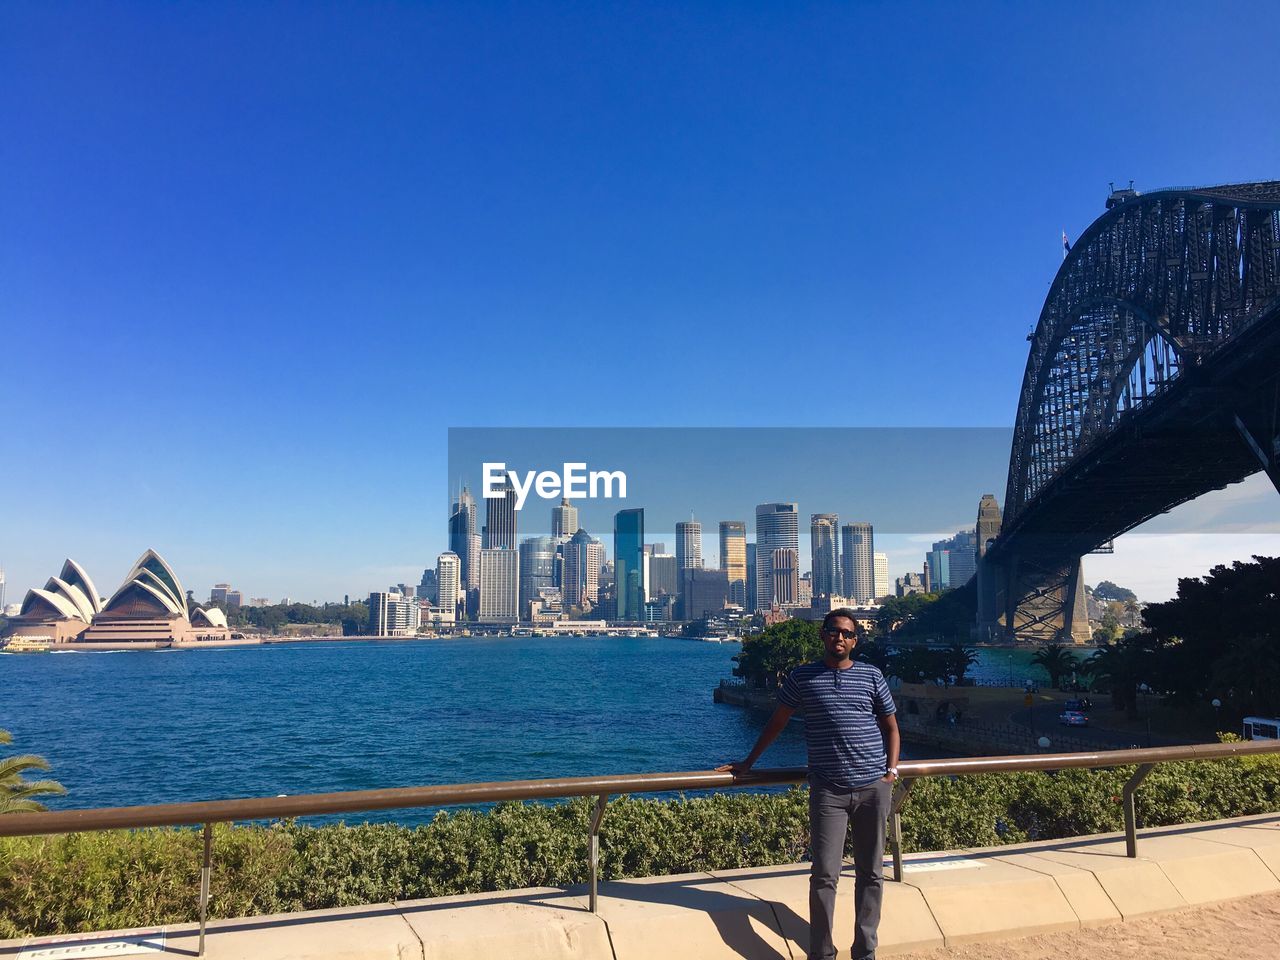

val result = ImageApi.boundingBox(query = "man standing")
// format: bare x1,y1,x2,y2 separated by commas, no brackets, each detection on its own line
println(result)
719,609,900,960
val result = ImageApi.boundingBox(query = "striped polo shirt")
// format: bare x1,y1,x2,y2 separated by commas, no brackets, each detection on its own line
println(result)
777,660,896,789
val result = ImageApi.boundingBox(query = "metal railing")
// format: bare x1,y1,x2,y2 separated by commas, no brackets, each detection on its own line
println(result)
3,740,1279,954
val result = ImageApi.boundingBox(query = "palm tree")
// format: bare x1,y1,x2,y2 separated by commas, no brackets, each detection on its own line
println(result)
0,729,66,814
1085,639,1151,719
943,641,980,686
1030,643,1078,689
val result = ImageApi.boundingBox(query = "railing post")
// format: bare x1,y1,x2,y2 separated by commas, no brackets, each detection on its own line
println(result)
588,794,609,913
889,778,915,882
198,823,213,956
1123,763,1155,858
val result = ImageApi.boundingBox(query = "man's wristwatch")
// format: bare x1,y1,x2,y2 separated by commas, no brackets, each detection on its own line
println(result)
887,766,898,777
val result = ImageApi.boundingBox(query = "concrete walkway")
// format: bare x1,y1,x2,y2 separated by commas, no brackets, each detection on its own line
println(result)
5,813,1280,960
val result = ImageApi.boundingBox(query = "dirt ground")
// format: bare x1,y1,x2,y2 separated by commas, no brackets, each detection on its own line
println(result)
897,890,1280,960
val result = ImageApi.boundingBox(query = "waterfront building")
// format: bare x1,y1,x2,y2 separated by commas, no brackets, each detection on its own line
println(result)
484,477,518,550
614,508,645,621
419,603,455,629
418,567,438,604
680,567,729,621
755,503,799,611
644,594,677,622
874,552,890,600
746,542,757,612
518,536,556,616
449,486,479,596
436,552,461,618
562,529,604,608
718,521,747,608
478,548,519,623
369,590,420,636
810,514,840,598
551,498,578,540
841,522,875,603
771,547,799,607
22,550,232,646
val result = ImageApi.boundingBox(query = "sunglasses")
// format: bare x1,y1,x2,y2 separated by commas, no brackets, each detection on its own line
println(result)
823,628,857,639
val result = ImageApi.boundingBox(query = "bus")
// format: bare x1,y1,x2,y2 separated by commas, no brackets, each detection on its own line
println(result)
1242,716,1280,741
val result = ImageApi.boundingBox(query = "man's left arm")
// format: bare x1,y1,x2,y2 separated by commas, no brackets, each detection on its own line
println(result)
878,713,900,782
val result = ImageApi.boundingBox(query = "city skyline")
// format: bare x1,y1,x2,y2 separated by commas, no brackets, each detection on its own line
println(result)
4,5,1279,605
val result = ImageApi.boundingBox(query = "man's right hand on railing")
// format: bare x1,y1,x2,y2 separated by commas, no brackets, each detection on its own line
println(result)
715,760,752,777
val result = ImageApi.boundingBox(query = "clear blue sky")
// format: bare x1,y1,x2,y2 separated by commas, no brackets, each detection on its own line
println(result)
3,2,1278,604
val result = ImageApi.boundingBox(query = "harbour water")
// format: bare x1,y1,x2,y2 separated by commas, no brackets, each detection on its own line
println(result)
2,636,1043,825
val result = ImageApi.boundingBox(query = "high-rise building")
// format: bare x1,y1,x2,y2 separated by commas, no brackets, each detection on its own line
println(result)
746,542,757,612
929,529,978,589
648,553,678,596
369,591,419,636
484,477,518,550
551,498,578,540
562,529,604,608
841,522,875,603
226,590,243,609
755,503,799,611
210,583,230,605
436,552,461,617
926,548,950,591
810,514,840,597
614,508,645,621
449,486,479,593
676,520,703,571
896,571,927,596
797,572,813,607
718,521,747,608
518,536,556,617
873,552,890,600
478,548,519,623
771,547,799,607
418,568,438,605
680,567,729,621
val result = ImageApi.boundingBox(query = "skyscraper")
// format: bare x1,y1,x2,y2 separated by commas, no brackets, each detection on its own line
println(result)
930,529,978,588
926,548,949,591
648,553,678,596
771,547,799,607
518,536,556,616
680,567,729,621
563,528,604,608
676,519,703,571
841,522,875,603
436,552,461,618
418,567,438,605
755,502,799,611
718,521,747,608
478,548,519,623
614,508,645,621
810,513,840,597
746,542,757,612
551,498,578,540
484,477,517,550
449,486,479,593
873,552,890,600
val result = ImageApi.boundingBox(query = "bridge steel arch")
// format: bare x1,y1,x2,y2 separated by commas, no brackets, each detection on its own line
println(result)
979,181,1280,644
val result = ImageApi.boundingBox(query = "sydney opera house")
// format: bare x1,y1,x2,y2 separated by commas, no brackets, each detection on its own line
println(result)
2,549,231,648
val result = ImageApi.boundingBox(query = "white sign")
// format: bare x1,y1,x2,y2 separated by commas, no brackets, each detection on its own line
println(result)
882,856,982,873
18,932,166,959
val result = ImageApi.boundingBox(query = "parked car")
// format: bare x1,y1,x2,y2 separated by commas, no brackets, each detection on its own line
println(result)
1059,710,1089,727
1064,698,1092,712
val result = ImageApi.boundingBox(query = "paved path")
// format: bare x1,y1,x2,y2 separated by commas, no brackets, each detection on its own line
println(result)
897,888,1280,960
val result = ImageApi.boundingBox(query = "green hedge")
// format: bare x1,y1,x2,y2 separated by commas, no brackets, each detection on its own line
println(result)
5,757,1280,938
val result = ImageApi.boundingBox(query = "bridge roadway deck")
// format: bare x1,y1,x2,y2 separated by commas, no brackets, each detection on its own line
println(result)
6,813,1280,960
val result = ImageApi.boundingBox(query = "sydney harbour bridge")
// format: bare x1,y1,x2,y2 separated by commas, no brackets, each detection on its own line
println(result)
977,181,1280,643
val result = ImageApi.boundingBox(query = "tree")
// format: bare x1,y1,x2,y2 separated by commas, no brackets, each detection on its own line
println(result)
1094,580,1137,603
1084,637,1154,719
733,619,822,689
1030,643,1079,688
0,730,65,814
942,641,980,685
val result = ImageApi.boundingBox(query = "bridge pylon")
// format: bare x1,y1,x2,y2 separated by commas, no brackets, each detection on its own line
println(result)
977,549,1091,645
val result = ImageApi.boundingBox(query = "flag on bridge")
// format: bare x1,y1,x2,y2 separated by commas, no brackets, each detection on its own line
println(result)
1062,231,1072,258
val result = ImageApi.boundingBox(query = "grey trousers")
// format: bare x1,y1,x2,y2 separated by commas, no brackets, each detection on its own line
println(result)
808,777,893,960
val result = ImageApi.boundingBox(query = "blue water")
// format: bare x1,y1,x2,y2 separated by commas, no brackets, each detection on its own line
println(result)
1,637,1041,825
